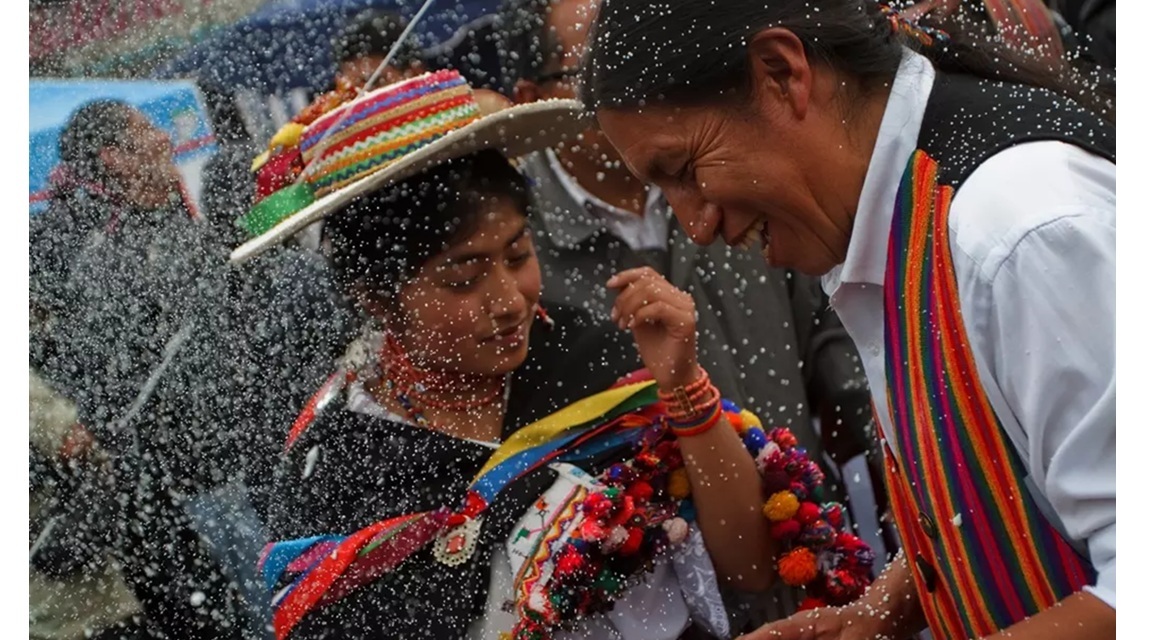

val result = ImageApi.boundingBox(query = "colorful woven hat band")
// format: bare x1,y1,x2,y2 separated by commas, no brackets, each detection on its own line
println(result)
240,70,483,238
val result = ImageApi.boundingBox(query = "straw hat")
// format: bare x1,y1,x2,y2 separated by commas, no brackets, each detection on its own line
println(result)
230,70,587,264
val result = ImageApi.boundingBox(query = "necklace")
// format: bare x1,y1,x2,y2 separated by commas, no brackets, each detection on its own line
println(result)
380,333,511,432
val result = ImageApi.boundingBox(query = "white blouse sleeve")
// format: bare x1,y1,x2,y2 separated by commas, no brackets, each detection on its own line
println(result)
956,142,1116,608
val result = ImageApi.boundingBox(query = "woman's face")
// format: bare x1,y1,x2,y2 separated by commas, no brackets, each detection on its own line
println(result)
597,101,856,276
387,197,542,378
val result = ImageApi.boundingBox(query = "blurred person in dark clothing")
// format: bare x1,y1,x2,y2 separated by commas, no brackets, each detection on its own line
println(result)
199,139,355,520
29,369,154,640
29,100,270,640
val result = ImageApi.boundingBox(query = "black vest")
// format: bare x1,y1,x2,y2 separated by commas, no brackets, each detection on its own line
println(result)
917,71,1114,190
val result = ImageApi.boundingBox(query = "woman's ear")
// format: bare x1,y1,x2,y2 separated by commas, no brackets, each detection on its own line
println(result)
353,283,392,324
745,27,813,121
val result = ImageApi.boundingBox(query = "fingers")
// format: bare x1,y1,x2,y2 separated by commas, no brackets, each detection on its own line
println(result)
606,266,661,290
630,300,693,331
610,274,692,329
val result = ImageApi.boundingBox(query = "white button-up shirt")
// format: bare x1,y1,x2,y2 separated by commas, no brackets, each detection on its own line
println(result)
822,50,1116,609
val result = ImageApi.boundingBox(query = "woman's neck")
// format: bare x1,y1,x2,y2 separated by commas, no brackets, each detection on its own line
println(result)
368,375,506,443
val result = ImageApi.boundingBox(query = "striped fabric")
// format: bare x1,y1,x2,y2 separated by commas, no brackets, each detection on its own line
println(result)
879,150,1092,638
299,69,481,197
981,0,1064,58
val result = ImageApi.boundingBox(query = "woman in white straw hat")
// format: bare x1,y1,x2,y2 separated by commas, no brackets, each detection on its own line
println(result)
241,69,874,640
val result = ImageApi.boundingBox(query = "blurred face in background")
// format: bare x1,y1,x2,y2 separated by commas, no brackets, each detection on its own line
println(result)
337,55,424,89
100,110,181,210
513,0,621,168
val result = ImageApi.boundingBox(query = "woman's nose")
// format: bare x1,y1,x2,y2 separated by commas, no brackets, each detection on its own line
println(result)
488,270,527,318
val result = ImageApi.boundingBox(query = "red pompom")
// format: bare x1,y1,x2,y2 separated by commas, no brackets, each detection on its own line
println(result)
824,504,845,529
835,532,865,551
626,481,654,503
769,519,802,541
555,547,585,577
580,520,607,541
255,149,303,200
583,493,613,519
761,469,791,494
607,496,636,527
796,502,822,525
797,597,826,612
620,527,645,556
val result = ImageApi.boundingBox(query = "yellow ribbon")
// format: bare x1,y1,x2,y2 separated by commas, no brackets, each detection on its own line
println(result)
471,380,656,483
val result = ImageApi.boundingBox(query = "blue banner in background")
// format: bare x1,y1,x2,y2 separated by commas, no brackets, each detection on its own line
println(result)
29,79,218,215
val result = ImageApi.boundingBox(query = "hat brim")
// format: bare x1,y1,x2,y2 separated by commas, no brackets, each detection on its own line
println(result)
230,99,589,264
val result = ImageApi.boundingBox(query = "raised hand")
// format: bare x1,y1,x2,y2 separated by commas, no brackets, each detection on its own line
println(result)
607,267,699,392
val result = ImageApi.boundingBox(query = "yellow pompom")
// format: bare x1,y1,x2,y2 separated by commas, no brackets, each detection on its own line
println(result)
763,490,800,522
668,468,691,500
740,409,762,429
270,122,306,149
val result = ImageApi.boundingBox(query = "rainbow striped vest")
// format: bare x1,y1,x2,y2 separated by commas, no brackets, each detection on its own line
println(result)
878,73,1113,639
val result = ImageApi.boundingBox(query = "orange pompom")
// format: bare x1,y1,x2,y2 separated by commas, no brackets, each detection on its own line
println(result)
668,468,692,499
763,491,800,522
778,547,820,587
725,411,745,433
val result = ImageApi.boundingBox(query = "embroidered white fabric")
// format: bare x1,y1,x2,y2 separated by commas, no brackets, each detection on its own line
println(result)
345,388,732,639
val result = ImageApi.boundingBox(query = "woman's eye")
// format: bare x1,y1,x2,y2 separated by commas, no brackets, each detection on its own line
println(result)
444,277,478,290
507,252,531,266
677,163,694,183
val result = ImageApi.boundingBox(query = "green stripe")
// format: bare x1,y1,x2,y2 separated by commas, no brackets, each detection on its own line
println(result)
239,183,316,237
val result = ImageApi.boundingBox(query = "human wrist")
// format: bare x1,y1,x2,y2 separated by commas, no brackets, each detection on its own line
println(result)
653,361,702,395
656,366,724,437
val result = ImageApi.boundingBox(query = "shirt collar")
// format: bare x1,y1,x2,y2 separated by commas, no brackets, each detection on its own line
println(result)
537,148,667,249
822,49,936,296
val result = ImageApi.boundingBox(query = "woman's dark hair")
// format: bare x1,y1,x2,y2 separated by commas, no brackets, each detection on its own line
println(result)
325,149,530,300
57,99,135,186
332,8,422,68
579,0,1113,123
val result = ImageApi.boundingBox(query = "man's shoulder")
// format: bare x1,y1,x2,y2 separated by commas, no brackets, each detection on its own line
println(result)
948,140,1115,282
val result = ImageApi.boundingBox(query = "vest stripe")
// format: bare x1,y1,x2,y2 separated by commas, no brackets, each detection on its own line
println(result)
882,150,1093,638
888,168,1005,629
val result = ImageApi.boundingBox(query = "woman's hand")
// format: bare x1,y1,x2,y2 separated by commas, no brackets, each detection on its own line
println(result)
607,267,698,392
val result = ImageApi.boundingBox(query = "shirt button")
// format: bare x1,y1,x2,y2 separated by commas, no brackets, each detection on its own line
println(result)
918,512,939,540
915,554,939,593
868,342,882,357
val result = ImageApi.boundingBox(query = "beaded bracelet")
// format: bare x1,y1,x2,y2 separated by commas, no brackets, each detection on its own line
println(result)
668,400,723,437
658,367,720,421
